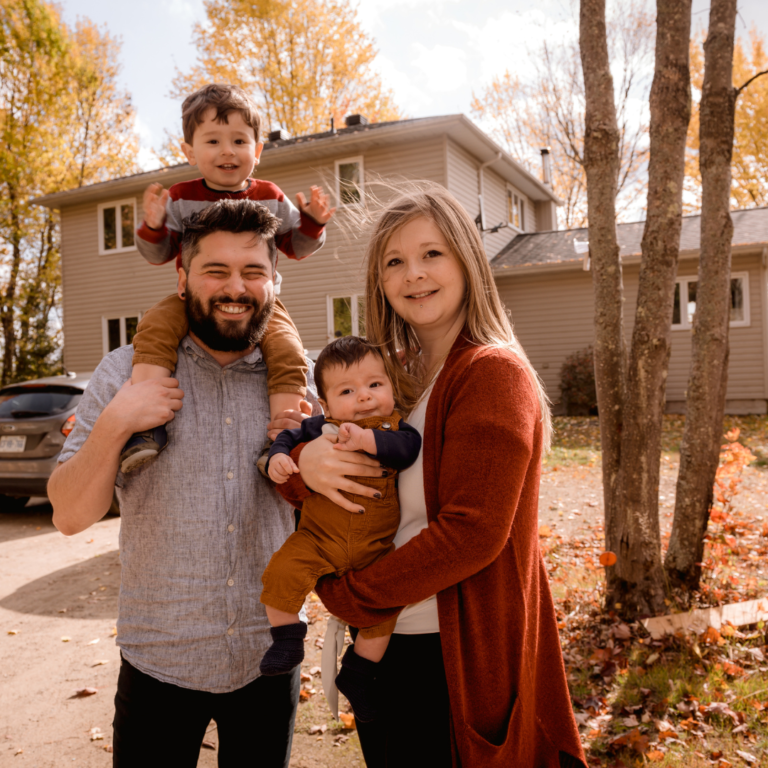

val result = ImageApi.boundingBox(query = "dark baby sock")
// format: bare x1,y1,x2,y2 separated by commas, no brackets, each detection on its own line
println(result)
335,644,380,723
259,622,307,676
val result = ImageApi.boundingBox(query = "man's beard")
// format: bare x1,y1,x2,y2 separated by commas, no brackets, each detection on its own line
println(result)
185,289,275,352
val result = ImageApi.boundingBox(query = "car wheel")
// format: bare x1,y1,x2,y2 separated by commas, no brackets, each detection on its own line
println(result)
0,494,30,513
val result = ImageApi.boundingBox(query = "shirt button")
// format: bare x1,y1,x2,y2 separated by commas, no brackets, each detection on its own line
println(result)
226,417,232,425
227,524,235,532
227,579,234,587
227,628,234,636
227,471,234,479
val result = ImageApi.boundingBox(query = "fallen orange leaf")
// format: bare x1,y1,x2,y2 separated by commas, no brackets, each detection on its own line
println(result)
538,525,552,538
599,551,617,567
339,712,356,730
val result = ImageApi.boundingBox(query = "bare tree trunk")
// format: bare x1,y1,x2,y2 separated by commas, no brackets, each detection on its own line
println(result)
611,0,692,616
2,190,22,385
579,0,626,592
665,0,737,592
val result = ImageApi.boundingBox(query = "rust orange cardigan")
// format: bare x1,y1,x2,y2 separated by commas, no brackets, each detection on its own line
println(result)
279,334,586,768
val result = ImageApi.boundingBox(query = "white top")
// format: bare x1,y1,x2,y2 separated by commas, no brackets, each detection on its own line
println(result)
393,376,441,634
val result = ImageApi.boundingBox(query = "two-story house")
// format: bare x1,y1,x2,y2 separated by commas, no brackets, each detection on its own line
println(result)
35,114,768,413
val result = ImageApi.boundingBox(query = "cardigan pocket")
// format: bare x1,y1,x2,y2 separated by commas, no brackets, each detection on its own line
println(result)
462,690,522,766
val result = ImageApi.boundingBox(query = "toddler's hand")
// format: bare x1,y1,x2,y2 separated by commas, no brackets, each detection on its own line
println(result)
296,185,335,225
143,183,170,230
334,423,376,455
268,453,299,484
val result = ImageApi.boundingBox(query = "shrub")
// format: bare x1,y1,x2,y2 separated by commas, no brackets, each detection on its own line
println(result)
560,346,597,416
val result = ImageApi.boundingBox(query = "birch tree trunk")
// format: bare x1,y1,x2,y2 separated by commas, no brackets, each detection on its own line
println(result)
665,0,737,591
579,0,625,592
611,0,692,616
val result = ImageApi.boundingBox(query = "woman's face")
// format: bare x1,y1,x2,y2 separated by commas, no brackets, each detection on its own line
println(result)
380,216,467,337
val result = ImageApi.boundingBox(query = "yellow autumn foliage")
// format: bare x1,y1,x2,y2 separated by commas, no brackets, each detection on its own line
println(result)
167,0,402,156
685,27,768,212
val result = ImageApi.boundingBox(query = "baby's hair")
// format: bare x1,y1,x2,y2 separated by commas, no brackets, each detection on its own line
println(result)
181,83,261,144
180,199,279,271
314,336,385,403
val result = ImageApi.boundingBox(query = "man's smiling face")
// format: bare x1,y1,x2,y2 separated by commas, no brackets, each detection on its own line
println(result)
178,230,275,353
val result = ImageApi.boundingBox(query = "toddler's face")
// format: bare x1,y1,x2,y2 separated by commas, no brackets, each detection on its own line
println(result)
320,353,396,422
182,108,263,192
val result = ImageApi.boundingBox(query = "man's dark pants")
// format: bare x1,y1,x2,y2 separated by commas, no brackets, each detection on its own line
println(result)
113,656,300,767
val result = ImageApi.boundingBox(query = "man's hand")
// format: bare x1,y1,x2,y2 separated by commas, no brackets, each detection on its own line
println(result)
334,423,377,455
103,378,184,442
296,185,335,225
268,453,299,484
267,399,312,441
143,183,170,230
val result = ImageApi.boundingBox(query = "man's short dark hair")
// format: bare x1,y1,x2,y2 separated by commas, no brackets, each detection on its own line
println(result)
181,199,279,272
181,84,261,144
314,336,384,402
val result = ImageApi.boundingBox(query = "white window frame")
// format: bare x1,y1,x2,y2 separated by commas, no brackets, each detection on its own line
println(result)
335,156,365,207
102,313,144,356
326,294,364,342
97,198,137,255
671,271,750,330
505,186,526,233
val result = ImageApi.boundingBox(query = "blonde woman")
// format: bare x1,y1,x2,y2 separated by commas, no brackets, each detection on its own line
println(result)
278,186,585,768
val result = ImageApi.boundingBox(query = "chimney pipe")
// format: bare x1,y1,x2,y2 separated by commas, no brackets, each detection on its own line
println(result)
540,147,552,185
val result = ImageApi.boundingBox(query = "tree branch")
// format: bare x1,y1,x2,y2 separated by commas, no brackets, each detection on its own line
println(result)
735,68,768,97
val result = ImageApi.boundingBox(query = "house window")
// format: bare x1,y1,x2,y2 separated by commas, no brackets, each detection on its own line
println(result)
671,272,750,330
328,295,365,340
98,199,136,255
506,189,525,231
103,314,141,355
335,157,364,206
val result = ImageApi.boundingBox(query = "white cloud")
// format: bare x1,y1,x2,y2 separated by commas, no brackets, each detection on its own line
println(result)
373,54,435,114
411,44,468,94
355,0,459,33
134,115,160,171
164,0,205,21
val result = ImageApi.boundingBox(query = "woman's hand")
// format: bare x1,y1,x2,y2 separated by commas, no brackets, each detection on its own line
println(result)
298,434,383,514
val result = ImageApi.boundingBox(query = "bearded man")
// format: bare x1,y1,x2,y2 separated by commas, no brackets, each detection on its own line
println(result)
49,200,316,767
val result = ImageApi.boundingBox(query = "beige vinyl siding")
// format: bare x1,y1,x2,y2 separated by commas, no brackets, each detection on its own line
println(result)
496,269,595,401
59,193,181,373
253,138,448,353
495,252,766,409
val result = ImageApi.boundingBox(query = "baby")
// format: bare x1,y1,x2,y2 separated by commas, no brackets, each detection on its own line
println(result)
261,336,421,722
123,83,333,472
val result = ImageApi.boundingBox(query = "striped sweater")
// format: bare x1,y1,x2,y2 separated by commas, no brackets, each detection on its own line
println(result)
136,178,326,271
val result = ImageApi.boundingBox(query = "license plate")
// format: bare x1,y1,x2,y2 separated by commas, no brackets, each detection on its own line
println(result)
0,435,26,453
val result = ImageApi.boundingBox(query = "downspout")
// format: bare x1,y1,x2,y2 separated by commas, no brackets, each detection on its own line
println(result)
477,152,502,234
762,246,768,406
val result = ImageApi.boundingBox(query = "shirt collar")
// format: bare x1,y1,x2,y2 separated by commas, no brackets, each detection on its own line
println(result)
181,335,264,370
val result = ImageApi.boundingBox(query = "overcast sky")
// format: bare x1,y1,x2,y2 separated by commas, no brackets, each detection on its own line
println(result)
58,0,768,170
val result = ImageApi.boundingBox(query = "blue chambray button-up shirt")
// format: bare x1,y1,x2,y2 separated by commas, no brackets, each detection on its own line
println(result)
59,336,317,693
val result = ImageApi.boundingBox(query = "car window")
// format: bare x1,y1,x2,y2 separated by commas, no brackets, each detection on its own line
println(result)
0,386,82,418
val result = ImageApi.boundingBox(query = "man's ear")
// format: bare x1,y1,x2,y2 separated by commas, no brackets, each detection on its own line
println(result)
177,269,188,301
181,142,196,166
253,141,264,167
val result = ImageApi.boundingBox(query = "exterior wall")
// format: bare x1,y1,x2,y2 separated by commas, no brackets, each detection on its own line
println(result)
269,137,447,353
445,140,535,260
58,137,449,370
495,250,767,413
59,192,183,373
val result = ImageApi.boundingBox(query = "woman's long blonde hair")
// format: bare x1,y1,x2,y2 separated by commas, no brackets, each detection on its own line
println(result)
363,184,552,450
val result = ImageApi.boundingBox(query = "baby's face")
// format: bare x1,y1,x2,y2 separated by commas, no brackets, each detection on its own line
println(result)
320,353,396,422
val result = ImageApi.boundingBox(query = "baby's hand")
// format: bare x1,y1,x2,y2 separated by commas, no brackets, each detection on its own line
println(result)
296,185,335,225
334,423,377,455
143,183,170,230
268,453,299,484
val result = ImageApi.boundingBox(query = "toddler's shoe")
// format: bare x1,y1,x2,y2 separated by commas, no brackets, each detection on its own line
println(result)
335,644,380,723
120,425,168,474
259,622,307,676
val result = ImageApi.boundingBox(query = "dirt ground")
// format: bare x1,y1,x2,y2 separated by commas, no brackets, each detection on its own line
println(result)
2,459,766,766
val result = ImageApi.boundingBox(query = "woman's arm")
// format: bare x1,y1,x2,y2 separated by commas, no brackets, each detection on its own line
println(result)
316,350,540,629
276,437,384,514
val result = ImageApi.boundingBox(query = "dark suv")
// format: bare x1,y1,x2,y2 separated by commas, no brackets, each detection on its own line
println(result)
0,373,90,512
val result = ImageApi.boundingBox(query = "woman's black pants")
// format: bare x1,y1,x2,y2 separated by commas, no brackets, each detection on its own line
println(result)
353,632,453,768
